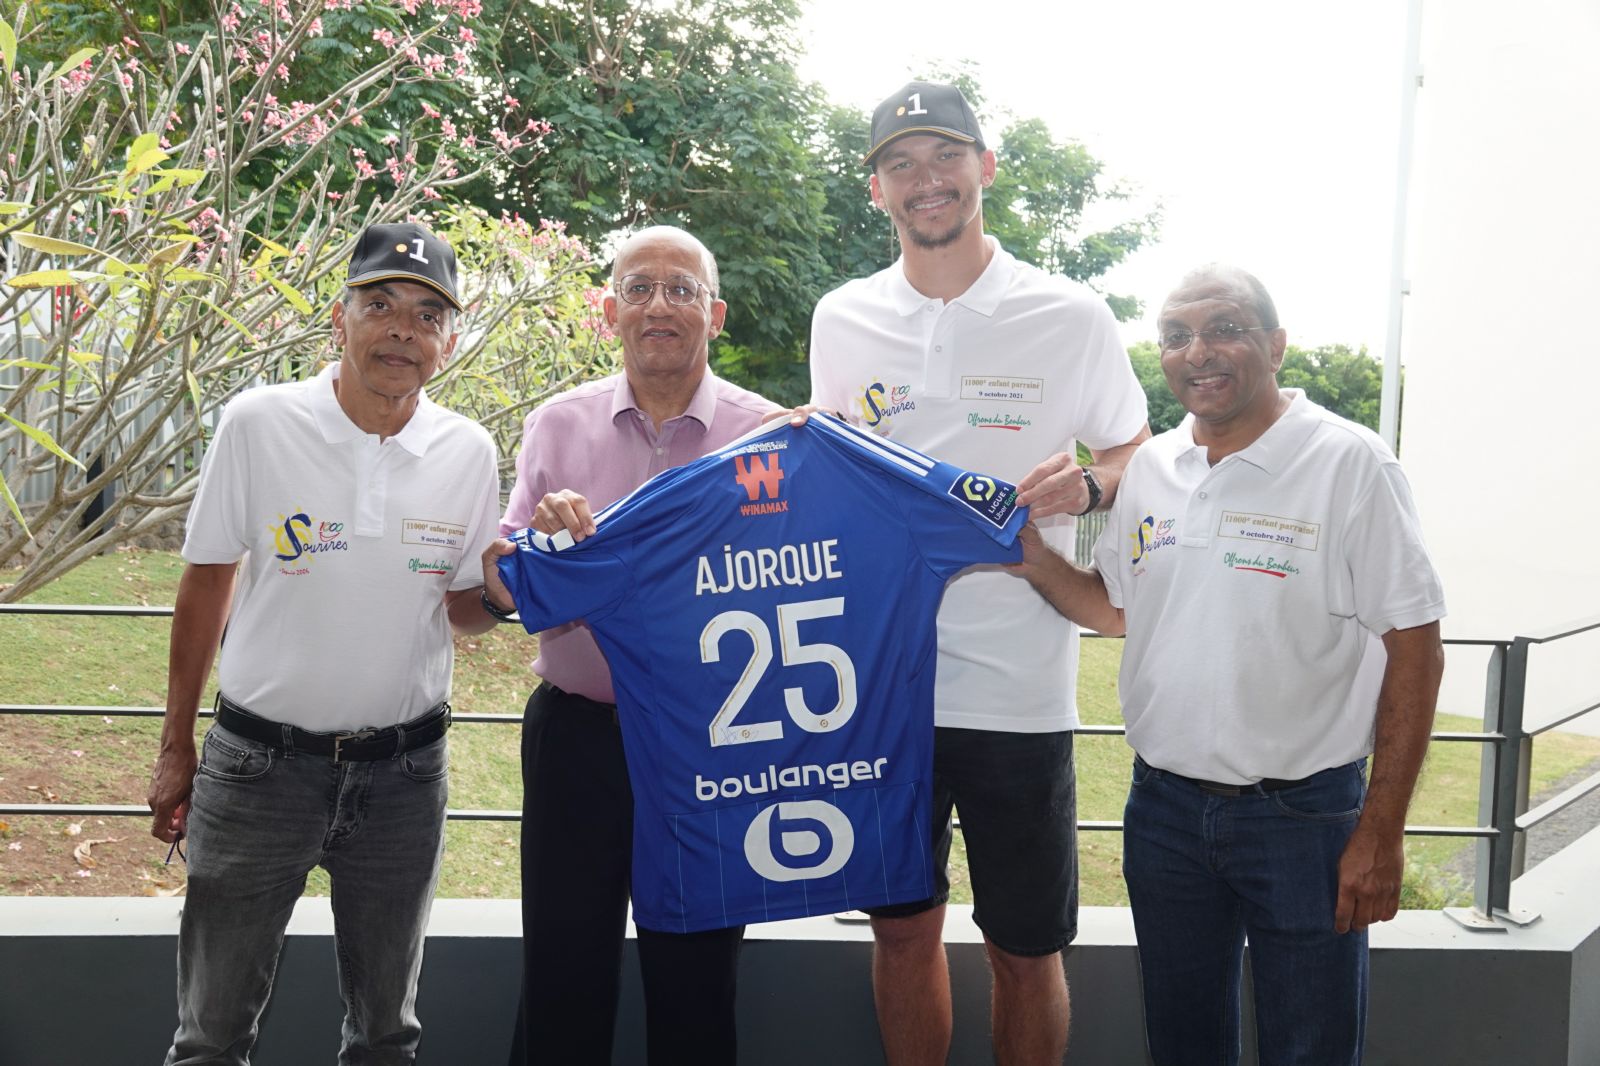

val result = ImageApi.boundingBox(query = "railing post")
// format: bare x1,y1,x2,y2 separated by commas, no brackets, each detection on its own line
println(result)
1450,640,1541,930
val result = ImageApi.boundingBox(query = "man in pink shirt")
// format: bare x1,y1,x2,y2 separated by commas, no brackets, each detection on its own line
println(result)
484,226,777,1065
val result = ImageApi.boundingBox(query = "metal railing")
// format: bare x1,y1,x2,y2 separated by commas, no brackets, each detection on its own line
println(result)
3,603,1597,929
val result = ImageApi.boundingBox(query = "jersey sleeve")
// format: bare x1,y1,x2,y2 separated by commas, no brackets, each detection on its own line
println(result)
497,526,632,633
808,414,1026,580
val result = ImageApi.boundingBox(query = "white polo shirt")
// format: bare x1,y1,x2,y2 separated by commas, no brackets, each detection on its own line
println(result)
810,238,1147,732
183,364,501,731
1095,391,1446,783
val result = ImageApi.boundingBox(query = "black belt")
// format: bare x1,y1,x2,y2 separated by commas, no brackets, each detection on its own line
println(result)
1140,756,1317,797
215,695,451,762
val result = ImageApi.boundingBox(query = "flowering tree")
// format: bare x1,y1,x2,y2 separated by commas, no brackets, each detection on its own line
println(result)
0,2,615,601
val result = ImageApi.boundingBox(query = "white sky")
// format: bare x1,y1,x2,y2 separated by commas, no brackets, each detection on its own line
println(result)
796,0,1411,352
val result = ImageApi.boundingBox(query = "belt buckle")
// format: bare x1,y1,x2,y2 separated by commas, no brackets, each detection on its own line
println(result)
332,727,378,763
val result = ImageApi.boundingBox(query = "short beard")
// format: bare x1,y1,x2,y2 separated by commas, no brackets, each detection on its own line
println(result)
890,191,975,250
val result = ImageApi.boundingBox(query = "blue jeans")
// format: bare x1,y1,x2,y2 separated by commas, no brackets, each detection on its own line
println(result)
1122,755,1369,1066
165,722,449,1066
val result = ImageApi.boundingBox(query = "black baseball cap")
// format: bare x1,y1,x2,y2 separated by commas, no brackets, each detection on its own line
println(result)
864,81,985,167
345,222,462,310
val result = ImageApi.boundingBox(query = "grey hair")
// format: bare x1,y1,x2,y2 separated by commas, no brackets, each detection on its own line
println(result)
611,225,720,299
1167,264,1279,328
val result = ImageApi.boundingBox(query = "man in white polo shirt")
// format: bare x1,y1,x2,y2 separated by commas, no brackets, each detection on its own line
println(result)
145,222,503,1065
1014,264,1446,1065
808,80,1150,1064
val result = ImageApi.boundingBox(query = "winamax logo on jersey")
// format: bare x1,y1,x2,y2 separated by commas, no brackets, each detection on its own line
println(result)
733,451,788,516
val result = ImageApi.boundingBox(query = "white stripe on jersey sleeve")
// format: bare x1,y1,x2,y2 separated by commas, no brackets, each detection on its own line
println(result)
810,413,937,478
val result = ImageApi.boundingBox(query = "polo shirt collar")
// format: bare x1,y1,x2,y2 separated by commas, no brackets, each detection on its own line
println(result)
309,363,439,458
886,235,1014,318
1175,388,1317,474
610,369,720,430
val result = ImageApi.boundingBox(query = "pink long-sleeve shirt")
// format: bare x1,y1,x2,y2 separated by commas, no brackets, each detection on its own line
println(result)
499,369,777,703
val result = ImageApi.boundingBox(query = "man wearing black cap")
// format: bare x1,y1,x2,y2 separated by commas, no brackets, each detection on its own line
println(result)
148,221,504,1064
808,82,1151,1064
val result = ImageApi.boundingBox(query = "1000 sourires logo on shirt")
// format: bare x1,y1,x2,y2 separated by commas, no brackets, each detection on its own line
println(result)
856,381,916,429
271,511,348,575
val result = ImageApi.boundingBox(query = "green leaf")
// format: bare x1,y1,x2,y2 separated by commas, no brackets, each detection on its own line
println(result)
266,274,313,315
0,468,30,539
185,369,202,412
195,297,258,343
0,359,57,372
129,147,171,175
126,133,159,163
11,232,98,256
2,413,86,470
0,202,27,215
251,232,293,256
53,47,98,82
7,269,104,288
163,266,216,283
0,23,17,78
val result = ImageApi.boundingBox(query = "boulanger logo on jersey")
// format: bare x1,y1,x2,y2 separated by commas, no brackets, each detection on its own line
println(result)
271,511,348,575
857,381,916,429
744,800,854,882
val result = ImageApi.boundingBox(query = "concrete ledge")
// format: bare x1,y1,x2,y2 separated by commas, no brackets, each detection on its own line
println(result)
4,829,1598,1065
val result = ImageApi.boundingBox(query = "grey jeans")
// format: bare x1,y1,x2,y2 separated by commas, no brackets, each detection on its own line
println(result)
164,721,449,1066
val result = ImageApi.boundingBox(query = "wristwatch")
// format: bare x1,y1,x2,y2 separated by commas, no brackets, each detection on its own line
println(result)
1072,467,1103,517
480,587,520,624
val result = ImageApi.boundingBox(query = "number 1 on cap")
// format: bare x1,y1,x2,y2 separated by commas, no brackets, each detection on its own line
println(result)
906,92,927,116
409,238,430,264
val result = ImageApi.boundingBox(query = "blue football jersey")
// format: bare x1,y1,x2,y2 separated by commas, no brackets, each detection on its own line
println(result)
499,414,1027,932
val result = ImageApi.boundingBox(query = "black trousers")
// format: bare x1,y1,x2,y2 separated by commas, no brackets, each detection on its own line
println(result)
508,682,745,1065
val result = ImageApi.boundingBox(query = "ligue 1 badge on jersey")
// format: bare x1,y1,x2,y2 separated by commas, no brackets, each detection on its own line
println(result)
946,472,1020,529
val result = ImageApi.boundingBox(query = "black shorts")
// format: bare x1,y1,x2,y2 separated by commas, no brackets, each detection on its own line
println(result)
867,726,1078,956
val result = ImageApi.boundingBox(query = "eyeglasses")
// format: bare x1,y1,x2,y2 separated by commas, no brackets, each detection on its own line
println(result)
615,274,708,306
1158,323,1276,353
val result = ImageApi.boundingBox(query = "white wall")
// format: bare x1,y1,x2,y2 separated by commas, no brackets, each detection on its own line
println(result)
1401,0,1600,725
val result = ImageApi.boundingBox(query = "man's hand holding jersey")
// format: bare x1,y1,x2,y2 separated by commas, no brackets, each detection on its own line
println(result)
482,489,601,614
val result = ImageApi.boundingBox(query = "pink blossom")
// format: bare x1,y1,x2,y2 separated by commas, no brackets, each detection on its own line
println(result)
373,28,398,49
400,0,421,12
221,12,240,31
355,159,377,180
120,73,133,89
74,869,92,878
122,35,140,50
308,17,323,36
502,93,519,110
440,117,457,141
422,53,446,75
381,133,399,146
525,118,552,136
328,190,344,201
6,842,20,851
459,26,476,45
422,187,441,200
176,42,192,55
421,102,441,120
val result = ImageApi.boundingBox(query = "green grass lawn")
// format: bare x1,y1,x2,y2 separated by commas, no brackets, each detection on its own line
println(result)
3,548,1597,907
